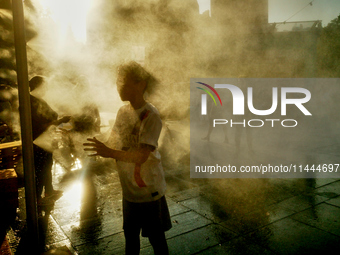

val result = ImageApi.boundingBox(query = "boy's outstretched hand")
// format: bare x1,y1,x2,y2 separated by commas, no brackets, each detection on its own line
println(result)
83,137,113,158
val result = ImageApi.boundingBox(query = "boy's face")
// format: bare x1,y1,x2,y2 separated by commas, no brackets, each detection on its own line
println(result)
116,73,145,102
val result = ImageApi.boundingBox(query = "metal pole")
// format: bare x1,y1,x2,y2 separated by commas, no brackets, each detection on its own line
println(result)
11,0,40,251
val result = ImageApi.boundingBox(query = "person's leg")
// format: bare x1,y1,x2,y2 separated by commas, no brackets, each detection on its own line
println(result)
235,128,242,157
223,125,228,143
124,227,141,255
42,152,63,198
246,127,253,153
123,199,141,255
35,169,44,201
202,122,213,141
44,153,54,195
148,230,169,255
33,145,44,200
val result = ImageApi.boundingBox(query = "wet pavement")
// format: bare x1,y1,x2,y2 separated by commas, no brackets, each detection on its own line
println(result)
5,120,340,255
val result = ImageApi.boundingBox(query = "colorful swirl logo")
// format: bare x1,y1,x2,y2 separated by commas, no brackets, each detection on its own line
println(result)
196,82,222,106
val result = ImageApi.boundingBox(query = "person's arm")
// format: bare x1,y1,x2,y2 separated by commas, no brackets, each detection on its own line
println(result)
83,137,152,164
52,116,71,126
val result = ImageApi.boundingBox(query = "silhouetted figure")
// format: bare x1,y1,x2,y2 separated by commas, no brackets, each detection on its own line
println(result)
235,78,253,157
29,76,71,206
72,75,101,135
61,75,102,173
84,61,171,255
202,98,228,143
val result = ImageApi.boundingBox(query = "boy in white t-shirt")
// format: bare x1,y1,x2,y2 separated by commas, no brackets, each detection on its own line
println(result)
84,61,171,254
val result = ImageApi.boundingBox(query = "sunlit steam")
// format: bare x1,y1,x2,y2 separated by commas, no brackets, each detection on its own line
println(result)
71,157,82,171
20,0,340,180
38,0,92,44
62,181,83,218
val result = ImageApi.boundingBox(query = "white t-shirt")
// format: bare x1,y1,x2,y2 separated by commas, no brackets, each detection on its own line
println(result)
112,102,166,202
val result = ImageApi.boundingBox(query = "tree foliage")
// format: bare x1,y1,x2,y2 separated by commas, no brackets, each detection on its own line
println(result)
317,14,340,77
0,0,37,85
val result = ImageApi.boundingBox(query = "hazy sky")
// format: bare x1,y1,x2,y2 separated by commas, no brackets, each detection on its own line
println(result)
269,0,340,26
196,0,210,14
197,0,340,26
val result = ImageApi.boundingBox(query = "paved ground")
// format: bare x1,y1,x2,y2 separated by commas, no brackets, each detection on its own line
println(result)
5,119,340,255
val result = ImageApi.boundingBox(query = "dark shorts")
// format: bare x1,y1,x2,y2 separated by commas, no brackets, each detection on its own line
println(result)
123,196,172,237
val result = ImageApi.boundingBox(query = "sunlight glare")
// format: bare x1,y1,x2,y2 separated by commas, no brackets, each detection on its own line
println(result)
38,0,92,43
197,0,210,15
63,181,82,210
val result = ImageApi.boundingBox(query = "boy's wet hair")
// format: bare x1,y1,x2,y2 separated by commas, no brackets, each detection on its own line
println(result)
118,61,158,93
